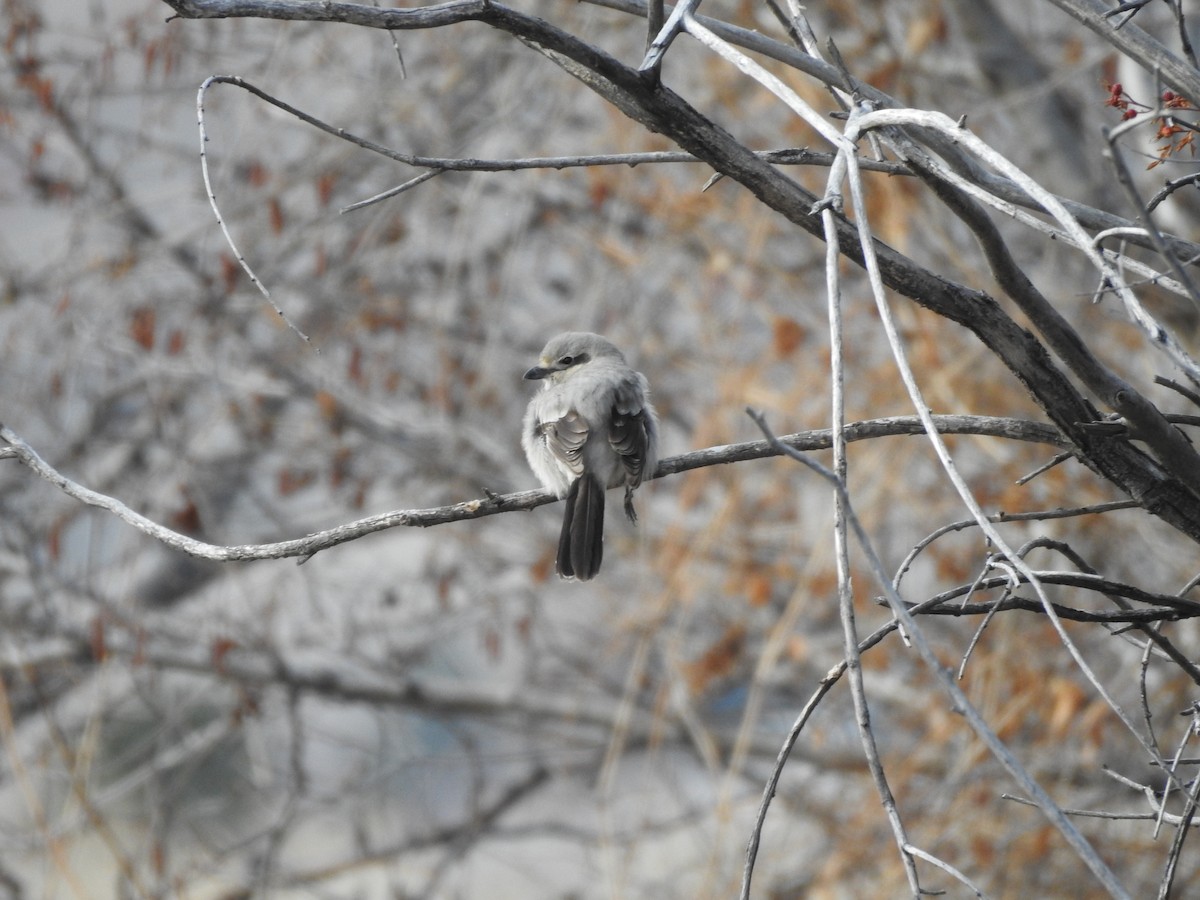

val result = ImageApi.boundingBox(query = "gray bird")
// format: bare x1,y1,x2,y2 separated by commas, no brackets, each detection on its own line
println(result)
522,332,659,580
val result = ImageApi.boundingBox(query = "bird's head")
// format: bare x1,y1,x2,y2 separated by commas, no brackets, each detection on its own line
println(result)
524,332,624,382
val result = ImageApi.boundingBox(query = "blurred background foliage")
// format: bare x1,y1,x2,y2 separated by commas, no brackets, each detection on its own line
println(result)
2,0,1200,896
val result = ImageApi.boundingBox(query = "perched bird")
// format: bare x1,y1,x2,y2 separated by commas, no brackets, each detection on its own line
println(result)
522,332,659,580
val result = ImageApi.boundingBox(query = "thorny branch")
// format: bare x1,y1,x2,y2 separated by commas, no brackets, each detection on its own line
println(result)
2,416,1063,562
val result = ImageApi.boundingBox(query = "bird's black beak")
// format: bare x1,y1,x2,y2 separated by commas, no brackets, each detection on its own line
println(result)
524,365,551,380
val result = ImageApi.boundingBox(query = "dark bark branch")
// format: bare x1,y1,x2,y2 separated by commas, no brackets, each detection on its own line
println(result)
896,145,1200,503
894,572,1200,621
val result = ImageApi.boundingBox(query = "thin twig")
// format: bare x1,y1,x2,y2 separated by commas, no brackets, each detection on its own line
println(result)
1158,710,1200,899
1014,450,1073,485
890,570,1200,620
645,0,663,54
1102,119,1200,316
738,551,971,899
957,561,1009,679
639,0,701,73
339,169,443,213
1002,792,1188,824
371,0,407,77
820,125,921,894
902,843,989,899
1148,172,1200,214
196,76,313,346
1157,375,1200,410
200,75,910,182
892,501,1140,591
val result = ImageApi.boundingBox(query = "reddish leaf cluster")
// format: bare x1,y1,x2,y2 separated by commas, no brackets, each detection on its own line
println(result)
1103,81,1198,167
1104,80,1149,120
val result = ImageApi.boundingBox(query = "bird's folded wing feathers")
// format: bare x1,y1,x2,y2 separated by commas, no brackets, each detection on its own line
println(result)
537,410,589,476
608,377,653,486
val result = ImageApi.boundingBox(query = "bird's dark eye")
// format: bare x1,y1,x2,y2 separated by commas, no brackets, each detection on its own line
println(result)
558,355,575,366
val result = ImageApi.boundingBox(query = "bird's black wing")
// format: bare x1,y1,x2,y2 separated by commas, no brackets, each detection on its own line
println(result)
608,377,654,488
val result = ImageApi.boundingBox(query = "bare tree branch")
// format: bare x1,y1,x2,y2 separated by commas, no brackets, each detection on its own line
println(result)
1,416,1064,562
745,410,1133,900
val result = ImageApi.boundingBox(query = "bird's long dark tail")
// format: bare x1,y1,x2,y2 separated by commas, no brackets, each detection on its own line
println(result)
558,474,604,580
